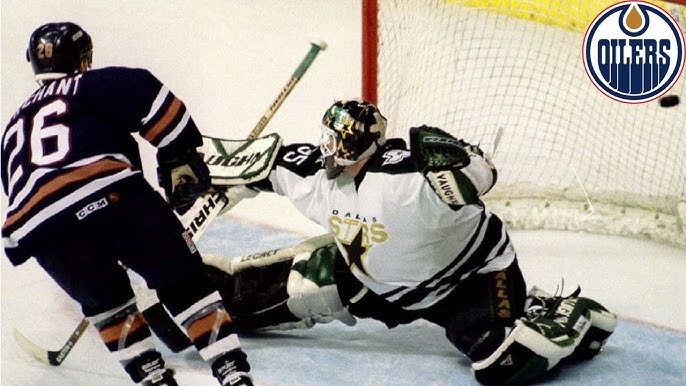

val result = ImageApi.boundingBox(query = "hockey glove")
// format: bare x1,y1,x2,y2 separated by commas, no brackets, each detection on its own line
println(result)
410,125,470,171
409,125,496,207
157,148,211,215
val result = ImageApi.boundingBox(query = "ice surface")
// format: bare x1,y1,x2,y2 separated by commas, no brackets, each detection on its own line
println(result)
2,217,685,385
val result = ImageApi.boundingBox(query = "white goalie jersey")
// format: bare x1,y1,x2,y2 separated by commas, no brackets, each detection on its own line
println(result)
249,139,515,312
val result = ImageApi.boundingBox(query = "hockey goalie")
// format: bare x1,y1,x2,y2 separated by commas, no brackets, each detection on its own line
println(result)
143,231,617,386
144,99,617,385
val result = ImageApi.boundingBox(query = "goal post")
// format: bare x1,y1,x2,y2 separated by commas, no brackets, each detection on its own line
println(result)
362,0,686,248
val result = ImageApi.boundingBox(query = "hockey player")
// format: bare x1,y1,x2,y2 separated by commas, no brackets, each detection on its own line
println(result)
205,99,618,385
1,22,253,386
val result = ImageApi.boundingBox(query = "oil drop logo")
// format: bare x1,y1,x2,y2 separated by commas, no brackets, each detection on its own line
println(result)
583,1,684,103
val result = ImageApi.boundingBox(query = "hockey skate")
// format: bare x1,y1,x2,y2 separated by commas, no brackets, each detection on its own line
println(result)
143,369,178,386
473,285,617,385
211,349,253,386
525,286,618,361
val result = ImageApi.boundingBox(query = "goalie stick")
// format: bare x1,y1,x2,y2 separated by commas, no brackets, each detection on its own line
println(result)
12,40,327,367
184,39,328,242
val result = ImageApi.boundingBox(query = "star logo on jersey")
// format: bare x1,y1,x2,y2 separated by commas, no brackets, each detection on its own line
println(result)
341,228,370,277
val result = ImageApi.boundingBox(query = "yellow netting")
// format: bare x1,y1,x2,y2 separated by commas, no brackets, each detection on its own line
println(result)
449,0,683,32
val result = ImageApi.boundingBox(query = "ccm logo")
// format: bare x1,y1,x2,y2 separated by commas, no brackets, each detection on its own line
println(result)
76,197,108,220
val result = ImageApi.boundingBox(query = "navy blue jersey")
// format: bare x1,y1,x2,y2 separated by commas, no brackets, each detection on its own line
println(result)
2,66,202,262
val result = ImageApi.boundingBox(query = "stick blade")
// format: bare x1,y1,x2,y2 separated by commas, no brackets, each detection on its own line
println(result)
13,328,52,365
13,318,90,366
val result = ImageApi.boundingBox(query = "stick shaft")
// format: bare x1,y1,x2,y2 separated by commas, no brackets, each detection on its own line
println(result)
203,40,327,237
248,41,327,140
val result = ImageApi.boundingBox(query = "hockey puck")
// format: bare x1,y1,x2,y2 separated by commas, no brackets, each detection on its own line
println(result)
659,95,680,107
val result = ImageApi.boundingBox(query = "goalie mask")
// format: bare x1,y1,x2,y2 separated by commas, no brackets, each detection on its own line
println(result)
26,22,93,85
320,99,387,179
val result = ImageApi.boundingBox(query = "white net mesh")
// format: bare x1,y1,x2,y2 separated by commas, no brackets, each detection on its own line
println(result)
370,0,686,247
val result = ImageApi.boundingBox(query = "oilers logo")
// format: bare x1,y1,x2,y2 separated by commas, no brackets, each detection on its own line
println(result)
583,1,685,103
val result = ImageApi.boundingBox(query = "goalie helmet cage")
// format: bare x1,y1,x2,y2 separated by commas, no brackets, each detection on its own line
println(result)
362,0,686,248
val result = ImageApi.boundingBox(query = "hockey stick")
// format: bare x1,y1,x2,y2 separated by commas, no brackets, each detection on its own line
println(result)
186,39,328,241
13,317,89,366
13,40,327,366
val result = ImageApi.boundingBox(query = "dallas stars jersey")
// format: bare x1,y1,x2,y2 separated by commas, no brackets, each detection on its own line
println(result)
254,139,515,311
2,67,202,265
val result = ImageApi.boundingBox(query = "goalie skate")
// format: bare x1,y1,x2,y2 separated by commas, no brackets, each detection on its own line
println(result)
473,286,617,385
525,286,617,362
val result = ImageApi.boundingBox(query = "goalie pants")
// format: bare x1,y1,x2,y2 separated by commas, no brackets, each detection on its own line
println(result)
30,176,215,317
337,251,527,363
422,260,527,362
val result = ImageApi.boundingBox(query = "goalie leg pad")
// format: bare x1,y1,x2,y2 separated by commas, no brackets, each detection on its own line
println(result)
567,300,617,361
526,286,617,362
203,262,304,331
287,244,356,326
201,234,351,330
473,286,615,385
472,320,568,386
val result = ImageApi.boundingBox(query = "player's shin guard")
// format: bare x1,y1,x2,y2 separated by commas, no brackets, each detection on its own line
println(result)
87,298,176,384
170,291,252,385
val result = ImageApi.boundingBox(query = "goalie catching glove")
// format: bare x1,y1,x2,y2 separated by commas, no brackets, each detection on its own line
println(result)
410,125,496,208
157,147,211,215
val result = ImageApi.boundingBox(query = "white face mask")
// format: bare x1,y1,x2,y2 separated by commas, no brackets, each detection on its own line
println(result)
319,125,338,157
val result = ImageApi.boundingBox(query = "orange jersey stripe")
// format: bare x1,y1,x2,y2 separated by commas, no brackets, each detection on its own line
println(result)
2,159,131,231
142,97,182,143
99,312,148,344
186,309,232,343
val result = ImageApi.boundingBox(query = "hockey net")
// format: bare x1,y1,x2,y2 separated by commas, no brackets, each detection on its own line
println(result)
362,0,686,248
